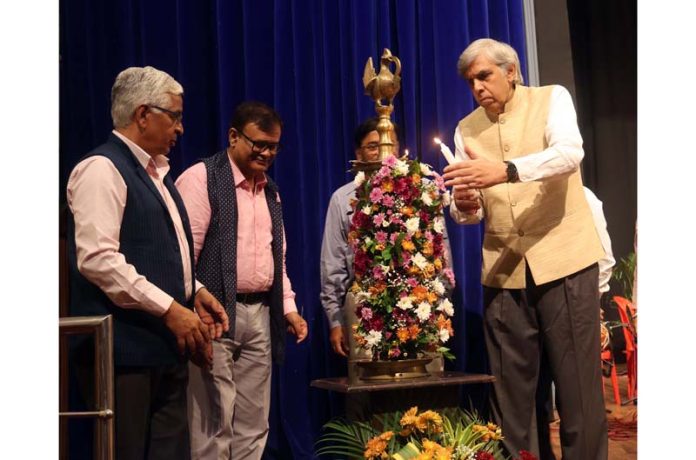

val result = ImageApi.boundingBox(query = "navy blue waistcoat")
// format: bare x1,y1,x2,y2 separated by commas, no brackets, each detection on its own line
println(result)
196,151,287,364
67,134,195,367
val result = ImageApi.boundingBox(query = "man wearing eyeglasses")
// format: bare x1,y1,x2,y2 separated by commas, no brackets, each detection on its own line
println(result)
176,100,308,459
66,66,229,460
320,118,389,360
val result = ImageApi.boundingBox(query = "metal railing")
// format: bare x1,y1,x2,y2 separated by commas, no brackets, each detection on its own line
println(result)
59,315,114,460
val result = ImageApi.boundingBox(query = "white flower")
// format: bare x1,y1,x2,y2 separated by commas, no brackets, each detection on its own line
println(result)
433,216,445,234
365,330,383,347
421,191,433,206
431,279,446,296
405,217,420,235
397,296,414,310
439,328,450,343
420,163,434,176
436,298,454,316
382,217,390,228
354,171,365,186
416,302,432,321
353,290,371,304
412,253,428,269
361,205,372,215
364,236,373,245
394,159,409,176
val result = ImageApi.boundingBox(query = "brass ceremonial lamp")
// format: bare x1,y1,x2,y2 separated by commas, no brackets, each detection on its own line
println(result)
351,48,403,173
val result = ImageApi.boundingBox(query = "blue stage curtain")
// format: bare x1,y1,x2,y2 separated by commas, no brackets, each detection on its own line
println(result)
60,1,527,458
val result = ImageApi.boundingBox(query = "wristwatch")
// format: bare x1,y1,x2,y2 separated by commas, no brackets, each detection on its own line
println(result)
504,161,519,183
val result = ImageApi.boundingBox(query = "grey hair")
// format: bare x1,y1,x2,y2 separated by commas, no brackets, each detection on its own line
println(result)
457,38,524,85
110,66,184,128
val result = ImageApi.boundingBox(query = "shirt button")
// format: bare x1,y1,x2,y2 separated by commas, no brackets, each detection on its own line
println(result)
518,229,524,236
500,118,506,124
504,145,510,152
511,201,517,207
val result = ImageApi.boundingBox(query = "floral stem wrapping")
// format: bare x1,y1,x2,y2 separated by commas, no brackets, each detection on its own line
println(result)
349,155,456,361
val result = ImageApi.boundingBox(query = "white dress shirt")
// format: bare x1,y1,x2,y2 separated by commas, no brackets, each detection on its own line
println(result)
450,85,584,224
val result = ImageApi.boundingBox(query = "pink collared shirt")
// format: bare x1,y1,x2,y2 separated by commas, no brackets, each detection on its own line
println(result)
175,152,297,315
66,130,195,317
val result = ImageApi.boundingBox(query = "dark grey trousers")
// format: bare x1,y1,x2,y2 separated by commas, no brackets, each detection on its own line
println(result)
483,263,608,460
73,344,190,460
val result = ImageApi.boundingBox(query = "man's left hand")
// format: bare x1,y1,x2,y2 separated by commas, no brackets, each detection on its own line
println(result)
443,145,507,189
285,311,308,343
194,288,230,340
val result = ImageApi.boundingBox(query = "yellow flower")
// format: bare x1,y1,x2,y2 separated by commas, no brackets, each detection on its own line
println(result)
382,180,394,192
422,241,434,256
434,258,442,270
422,264,436,279
400,407,419,426
364,431,393,459
418,410,443,434
411,173,421,185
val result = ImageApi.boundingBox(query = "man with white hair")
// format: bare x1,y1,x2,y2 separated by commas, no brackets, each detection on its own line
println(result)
67,66,229,459
443,39,608,459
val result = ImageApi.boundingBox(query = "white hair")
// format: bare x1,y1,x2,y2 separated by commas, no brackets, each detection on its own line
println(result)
457,38,524,85
110,66,184,128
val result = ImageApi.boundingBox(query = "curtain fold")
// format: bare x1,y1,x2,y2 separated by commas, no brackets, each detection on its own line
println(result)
60,1,527,457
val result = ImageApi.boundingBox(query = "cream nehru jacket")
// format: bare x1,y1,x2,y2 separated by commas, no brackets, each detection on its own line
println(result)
457,85,604,289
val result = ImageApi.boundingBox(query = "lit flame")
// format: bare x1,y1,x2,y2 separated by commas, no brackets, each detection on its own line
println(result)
433,137,442,145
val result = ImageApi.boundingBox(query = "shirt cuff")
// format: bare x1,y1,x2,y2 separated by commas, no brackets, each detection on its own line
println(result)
283,298,298,316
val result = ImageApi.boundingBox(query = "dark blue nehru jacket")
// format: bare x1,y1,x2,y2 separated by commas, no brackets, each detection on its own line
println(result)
67,134,195,367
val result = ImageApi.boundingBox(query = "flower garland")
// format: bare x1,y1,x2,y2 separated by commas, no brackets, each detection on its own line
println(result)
348,154,456,361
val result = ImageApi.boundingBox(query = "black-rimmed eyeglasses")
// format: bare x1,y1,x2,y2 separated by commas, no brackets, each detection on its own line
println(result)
147,105,183,124
236,129,282,154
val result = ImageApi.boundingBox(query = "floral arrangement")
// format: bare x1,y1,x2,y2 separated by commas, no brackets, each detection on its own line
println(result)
348,154,456,361
316,406,538,460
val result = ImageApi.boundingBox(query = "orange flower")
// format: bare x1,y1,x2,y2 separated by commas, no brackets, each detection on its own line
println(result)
427,291,438,304
422,241,434,256
422,264,435,279
411,173,422,185
364,431,393,459
397,327,410,343
375,243,385,252
408,324,421,340
412,285,428,302
402,240,416,252
401,206,415,217
399,407,419,436
436,314,454,336
382,180,394,192
434,258,442,270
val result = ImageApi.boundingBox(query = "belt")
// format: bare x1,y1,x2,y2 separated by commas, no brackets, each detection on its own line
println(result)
235,291,270,304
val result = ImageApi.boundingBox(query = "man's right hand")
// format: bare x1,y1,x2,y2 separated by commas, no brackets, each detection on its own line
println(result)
329,326,349,357
162,301,212,366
